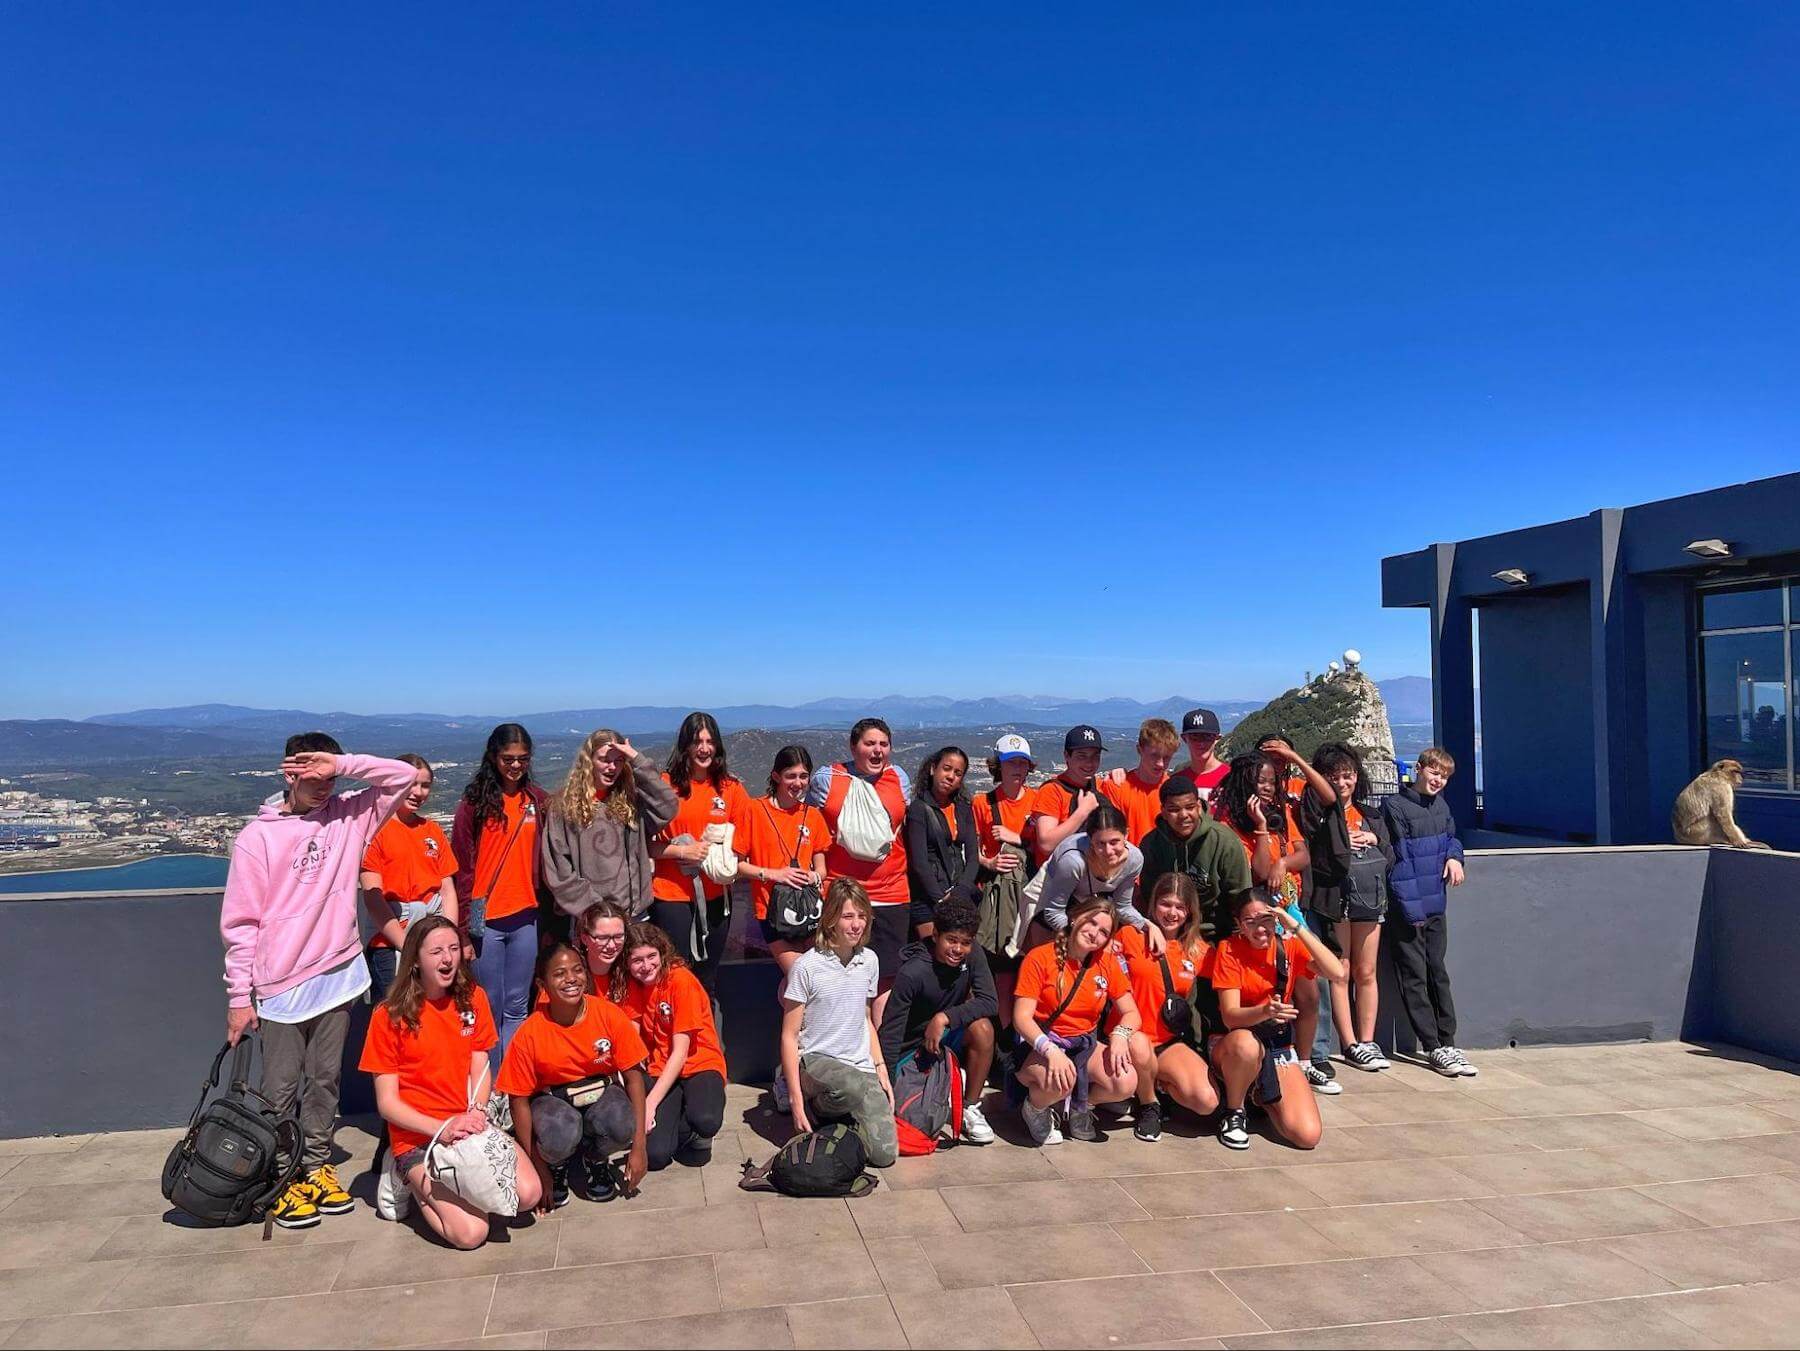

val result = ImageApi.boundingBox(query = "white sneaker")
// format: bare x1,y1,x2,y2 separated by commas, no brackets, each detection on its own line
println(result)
961,1102,995,1145
771,1075,791,1113
1427,1046,1462,1077
1447,1048,1479,1078
376,1150,411,1221
1021,1099,1062,1146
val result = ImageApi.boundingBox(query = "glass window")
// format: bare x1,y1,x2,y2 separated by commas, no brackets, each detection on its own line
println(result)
1700,583,1784,631
1701,630,1789,787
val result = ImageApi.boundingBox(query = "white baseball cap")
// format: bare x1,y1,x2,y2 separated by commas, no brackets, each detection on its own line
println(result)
995,734,1034,764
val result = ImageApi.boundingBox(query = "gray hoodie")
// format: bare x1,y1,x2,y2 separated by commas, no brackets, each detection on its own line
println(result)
539,771,679,919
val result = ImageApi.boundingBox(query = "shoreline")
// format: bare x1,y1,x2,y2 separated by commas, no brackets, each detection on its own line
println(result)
0,849,228,878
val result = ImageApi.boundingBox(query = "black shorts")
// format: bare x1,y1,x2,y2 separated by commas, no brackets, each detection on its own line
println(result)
867,904,912,981
756,910,812,952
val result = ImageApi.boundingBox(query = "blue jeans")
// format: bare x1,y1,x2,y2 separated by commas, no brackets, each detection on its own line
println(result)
473,911,537,1073
367,945,399,1004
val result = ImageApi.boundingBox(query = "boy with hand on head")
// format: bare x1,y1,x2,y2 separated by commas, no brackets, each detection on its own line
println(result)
1102,717,1179,845
1138,775,1254,940
878,896,1001,1144
220,733,419,1228
1381,747,1473,1077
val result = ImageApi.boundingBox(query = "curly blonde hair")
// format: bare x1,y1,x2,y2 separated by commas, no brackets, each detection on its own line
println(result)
558,729,638,830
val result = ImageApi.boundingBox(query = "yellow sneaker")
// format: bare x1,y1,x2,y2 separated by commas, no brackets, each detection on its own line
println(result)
304,1164,354,1215
270,1180,322,1229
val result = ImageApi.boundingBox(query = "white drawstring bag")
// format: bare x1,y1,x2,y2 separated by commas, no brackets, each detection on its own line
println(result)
836,774,895,862
425,1061,519,1217
700,822,740,885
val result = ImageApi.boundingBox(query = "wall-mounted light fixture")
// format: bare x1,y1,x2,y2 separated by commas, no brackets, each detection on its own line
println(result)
1683,538,1733,559
1492,568,1530,587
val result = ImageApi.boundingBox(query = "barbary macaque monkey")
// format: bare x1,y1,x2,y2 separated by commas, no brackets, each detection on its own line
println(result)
1671,759,1769,848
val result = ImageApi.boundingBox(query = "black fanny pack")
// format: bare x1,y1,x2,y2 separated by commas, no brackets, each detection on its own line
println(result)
1156,952,1195,1042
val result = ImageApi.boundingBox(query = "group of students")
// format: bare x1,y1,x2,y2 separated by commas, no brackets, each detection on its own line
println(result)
219,706,1470,1244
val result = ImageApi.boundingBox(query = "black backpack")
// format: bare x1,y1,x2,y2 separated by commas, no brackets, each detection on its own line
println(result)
161,1037,302,1229
739,1123,879,1198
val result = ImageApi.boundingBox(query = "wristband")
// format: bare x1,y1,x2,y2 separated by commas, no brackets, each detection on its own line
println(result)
1110,1026,1132,1040
1032,1033,1053,1057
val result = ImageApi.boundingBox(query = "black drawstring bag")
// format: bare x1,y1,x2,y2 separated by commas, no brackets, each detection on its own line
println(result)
763,800,824,942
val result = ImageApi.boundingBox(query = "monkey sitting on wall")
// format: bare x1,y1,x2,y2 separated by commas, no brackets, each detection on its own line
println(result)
1671,759,1770,849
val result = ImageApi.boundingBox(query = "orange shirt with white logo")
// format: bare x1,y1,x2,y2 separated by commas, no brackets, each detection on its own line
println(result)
1109,925,1213,1045
653,775,752,903
362,815,457,947
471,793,540,922
740,797,832,920
619,964,728,1079
1015,940,1131,1038
359,988,497,1155
1101,769,1167,846
495,995,648,1098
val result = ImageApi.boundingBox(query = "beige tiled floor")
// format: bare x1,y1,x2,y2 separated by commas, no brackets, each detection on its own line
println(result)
4,1041,1800,1349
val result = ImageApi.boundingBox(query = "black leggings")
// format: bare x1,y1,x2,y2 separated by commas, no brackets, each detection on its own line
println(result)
646,1070,727,1171
648,896,730,994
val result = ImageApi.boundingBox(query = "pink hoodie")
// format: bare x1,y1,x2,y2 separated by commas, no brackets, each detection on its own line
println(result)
221,753,419,1008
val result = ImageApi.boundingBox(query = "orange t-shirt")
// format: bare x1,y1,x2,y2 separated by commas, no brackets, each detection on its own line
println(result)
1015,941,1131,1038
1210,934,1315,1007
740,797,832,920
818,765,911,907
653,776,752,903
619,965,728,1080
471,792,540,922
971,787,1035,861
359,988,498,1154
362,815,457,948
1221,802,1304,914
1028,776,1092,865
1109,925,1214,1045
1101,769,1167,846
495,995,648,1098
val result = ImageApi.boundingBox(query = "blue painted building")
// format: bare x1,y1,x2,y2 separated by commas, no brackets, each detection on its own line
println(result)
1382,473,1800,850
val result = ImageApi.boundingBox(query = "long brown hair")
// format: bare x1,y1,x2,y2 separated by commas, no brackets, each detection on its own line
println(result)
1145,873,1207,963
611,920,688,1003
383,914,476,1035
576,900,631,988
558,729,637,831
1052,895,1118,997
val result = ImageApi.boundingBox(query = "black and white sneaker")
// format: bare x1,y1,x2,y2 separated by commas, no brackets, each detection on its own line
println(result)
1217,1107,1251,1150
1427,1046,1462,1077
1311,1055,1337,1081
546,1163,572,1210
1446,1047,1479,1078
1343,1042,1385,1071
1304,1060,1343,1095
1133,1100,1163,1143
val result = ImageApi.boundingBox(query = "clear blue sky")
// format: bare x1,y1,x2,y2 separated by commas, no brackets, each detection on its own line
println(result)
3,4,1795,719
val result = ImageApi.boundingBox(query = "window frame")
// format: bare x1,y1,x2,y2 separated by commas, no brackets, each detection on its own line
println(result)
1695,577,1797,794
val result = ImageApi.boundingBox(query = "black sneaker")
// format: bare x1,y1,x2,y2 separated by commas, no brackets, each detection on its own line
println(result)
1133,1100,1163,1143
1066,1106,1099,1142
1218,1107,1251,1151
1343,1042,1385,1072
674,1136,713,1168
572,1155,620,1203
547,1163,572,1211
1310,1055,1337,1080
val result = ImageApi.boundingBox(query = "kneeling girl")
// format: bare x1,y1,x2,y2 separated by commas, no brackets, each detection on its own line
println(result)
616,921,729,1170
1209,887,1346,1152
1012,895,1150,1145
1118,873,1221,1141
359,916,543,1248
499,942,650,1208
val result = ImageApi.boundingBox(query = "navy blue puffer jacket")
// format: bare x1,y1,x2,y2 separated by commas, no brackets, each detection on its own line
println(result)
1380,785,1465,924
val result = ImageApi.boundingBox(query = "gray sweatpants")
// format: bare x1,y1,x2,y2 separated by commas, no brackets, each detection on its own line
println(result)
260,1001,351,1172
800,1052,897,1167
529,1086,636,1164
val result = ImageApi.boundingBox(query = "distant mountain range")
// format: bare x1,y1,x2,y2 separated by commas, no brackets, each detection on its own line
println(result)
0,681,1433,768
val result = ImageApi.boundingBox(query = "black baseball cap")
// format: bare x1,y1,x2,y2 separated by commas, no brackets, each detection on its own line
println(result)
1064,725,1105,753
1181,708,1221,737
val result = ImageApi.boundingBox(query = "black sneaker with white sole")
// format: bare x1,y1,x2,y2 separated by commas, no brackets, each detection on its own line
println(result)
1304,1060,1343,1095
1133,1100,1163,1142
1217,1107,1251,1150
1343,1042,1384,1071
